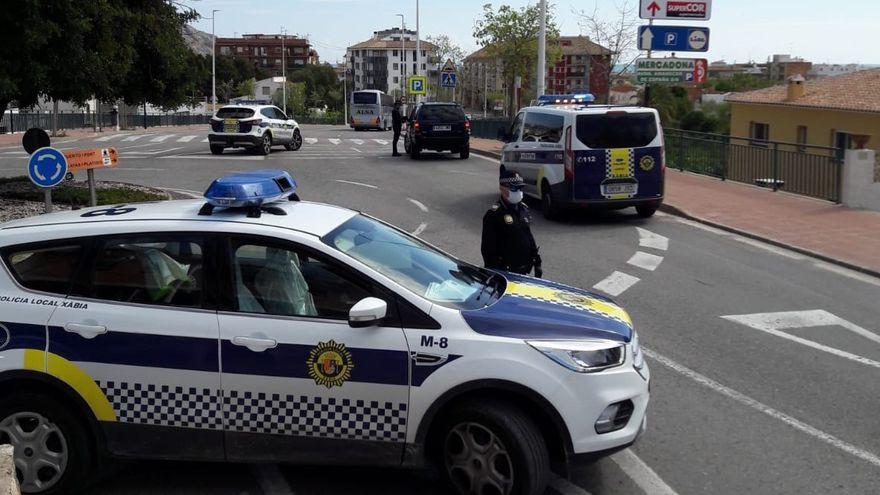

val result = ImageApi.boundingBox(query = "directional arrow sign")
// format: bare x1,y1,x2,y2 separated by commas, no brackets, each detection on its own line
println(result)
636,58,708,84
640,0,712,20
638,26,710,52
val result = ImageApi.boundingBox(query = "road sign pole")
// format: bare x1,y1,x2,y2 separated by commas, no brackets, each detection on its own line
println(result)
43,189,52,214
645,19,653,106
87,169,97,207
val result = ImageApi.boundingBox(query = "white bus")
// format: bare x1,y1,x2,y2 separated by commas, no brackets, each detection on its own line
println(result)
350,90,394,131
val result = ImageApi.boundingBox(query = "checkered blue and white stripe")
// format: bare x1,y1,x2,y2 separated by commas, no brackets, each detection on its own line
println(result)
223,391,407,442
98,381,223,430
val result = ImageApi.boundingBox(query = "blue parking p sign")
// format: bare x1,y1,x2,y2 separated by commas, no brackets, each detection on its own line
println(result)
28,147,68,188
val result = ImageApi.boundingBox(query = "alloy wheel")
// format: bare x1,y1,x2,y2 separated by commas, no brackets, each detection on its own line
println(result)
444,422,514,495
0,412,69,493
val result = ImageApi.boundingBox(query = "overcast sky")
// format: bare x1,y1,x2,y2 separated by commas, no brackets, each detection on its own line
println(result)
188,0,879,66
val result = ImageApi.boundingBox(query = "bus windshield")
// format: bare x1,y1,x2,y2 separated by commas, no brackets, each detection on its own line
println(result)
352,92,379,105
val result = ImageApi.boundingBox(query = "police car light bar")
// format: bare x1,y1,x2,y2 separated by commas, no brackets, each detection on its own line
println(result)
537,94,596,106
201,170,298,217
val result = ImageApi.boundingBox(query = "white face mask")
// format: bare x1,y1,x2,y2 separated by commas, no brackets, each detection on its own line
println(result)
507,190,523,204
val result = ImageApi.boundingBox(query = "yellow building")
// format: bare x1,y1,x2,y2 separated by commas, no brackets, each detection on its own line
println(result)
727,69,880,151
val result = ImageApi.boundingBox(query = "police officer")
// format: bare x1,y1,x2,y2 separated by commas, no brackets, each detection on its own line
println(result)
391,99,405,157
481,168,543,277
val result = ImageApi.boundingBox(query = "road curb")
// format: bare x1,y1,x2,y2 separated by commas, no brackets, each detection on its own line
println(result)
471,147,501,161
659,202,880,279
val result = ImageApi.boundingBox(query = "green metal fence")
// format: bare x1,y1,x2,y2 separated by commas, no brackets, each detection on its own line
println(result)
469,118,511,140
663,128,843,203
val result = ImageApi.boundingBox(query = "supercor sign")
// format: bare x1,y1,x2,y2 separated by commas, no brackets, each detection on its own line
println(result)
640,0,712,20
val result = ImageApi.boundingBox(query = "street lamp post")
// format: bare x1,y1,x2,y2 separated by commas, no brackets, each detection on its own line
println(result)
211,9,219,110
536,0,547,98
396,14,405,97
281,27,287,115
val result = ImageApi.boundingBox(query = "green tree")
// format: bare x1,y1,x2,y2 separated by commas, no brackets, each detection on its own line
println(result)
474,3,561,113
235,79,255,99
288,64,343,111
275,82,307,118
649,85,693,127
426,34,466,102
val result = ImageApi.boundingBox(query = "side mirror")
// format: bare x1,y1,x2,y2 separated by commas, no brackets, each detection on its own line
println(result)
348,297,387,328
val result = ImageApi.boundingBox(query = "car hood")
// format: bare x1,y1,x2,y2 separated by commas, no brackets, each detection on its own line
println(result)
461,272,633,342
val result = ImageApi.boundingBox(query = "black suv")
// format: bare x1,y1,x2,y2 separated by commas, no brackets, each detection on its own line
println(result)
404,102,470,159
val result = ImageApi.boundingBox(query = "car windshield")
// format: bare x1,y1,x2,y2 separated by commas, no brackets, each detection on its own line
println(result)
216,107,255,119
323,215,502,309
575,112,658,149
419,105,465,122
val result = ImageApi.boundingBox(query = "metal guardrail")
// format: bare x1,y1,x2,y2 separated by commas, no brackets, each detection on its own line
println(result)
664,128,843,203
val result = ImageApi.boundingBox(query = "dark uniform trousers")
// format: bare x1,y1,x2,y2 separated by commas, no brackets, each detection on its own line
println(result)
481,200,541,275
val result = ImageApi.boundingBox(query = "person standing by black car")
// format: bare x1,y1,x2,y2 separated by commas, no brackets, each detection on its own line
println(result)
391,99,405,157
481,167,543,277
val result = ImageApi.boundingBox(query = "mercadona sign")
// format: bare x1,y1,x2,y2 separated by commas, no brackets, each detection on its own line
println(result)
636,58,707,83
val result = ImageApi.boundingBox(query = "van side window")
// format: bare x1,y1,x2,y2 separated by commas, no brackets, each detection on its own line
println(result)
509,113,524,141
4,243,83,295
522,112,564,143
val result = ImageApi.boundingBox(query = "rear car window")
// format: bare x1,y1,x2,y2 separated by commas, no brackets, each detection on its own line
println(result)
4,244,82,295
419,105,465,122
576,113,658,149
216,107,255,119
353,93,378,104
523,112,564,143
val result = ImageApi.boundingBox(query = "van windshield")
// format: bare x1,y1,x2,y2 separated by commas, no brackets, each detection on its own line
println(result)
576,113,658,149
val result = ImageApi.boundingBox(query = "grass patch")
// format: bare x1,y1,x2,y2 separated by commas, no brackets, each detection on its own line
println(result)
1,177,166,206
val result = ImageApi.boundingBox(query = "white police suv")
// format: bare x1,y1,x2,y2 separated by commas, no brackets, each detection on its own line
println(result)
500,94,665,220
209,101,303,155
0,170,649,494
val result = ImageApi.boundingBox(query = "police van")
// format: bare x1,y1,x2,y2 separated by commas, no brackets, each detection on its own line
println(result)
209,101,303,155
0,171,649,495
500,94,664,219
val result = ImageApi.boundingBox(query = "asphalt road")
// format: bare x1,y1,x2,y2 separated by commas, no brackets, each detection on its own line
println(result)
2,125,879,494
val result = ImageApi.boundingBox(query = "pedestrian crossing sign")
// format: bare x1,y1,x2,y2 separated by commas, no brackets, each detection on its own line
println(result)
408,76,427,95
440,72,457,88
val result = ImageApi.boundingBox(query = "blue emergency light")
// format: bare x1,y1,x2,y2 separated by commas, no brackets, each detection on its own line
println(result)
200,170,298,217
537,94,596,106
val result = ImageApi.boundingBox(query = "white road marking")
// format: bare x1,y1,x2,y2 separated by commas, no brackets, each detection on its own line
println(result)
304,137,318,144
328,138,341,145
411,222,428,236
159,154,265,160
115,167,167,171
592,271,640,297
149,134,175,142
730,236,804,260
334,179,378,189
407,198,429,212
125,146,183,156
163,188,202,199
282,156,364,160
201,138,209,143
644,347,880,469
250,464,294,495
549,475,593,495
121,134,147,142
349,138,365,145
627,251,664,272
351,147,362,153
448,169,484,176
636,227,668,251
95,134,124,142
176,135,197,142
610,449,679,495
471,154,500,163
117,142,158,150
373,139,389,145
0,151,26,155
722,310,880,368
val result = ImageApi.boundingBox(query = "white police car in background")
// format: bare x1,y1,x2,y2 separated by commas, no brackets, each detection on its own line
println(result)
500,94,665,220
0,170,649,495
209,101,303,155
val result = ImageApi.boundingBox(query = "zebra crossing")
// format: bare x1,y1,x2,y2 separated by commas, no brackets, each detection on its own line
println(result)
88,133,392,147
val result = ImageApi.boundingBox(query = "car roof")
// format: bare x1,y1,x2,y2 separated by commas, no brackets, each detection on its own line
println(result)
524,104,656,116
0,199,358,238
219,104,277,110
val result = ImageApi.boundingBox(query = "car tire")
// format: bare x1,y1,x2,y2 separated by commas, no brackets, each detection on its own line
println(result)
209,144,224,155
636,204,658,218
541,183,559,220
285,130,302,151
403,135,411,154
411,142,421,160
459,146,470,160
0,392,93,495
436,399,549,495
256,134,272,155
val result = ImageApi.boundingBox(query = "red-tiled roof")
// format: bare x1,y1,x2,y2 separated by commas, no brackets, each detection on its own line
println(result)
348,39,437,51
726,69,880,113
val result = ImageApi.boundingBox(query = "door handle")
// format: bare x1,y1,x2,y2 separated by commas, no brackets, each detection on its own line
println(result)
231,336,277,353
64,323,107,339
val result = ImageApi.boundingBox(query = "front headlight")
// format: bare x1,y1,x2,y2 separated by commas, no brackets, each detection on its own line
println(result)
631,330,644,370
527,340,625,373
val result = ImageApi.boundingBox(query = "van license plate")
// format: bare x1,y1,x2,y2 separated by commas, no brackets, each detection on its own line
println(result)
433,125,451,131
602,183,637,195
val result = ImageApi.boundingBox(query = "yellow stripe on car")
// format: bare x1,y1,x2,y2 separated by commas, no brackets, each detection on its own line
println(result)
506,281,633,328
23,349,117,422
